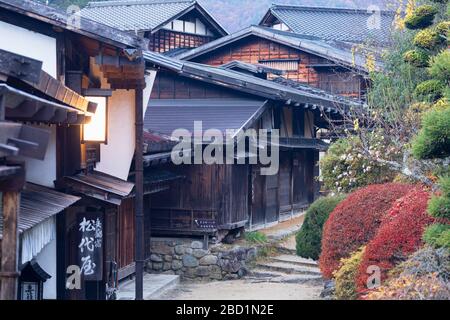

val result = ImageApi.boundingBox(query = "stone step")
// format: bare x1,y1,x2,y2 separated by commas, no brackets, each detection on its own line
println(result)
256,261,321,276
275,246,297,256
117,274,180,300
249,269,322,284
271,255,318,268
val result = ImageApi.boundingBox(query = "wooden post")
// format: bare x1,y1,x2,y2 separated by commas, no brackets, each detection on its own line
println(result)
0,191,20,300
203,234,209,250
134,85,144,301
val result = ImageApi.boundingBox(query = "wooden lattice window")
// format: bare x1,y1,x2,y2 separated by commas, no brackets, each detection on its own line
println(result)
258,59,300,71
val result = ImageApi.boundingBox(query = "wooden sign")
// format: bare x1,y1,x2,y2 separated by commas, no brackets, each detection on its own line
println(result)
77,212,104,281
194,219,217,230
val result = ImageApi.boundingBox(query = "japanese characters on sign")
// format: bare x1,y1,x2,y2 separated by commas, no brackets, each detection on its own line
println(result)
20,282,38,300
194,219,217,230
77,212,104,281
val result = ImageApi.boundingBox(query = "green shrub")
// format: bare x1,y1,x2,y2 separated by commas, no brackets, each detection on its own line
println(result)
428,50,450,84
427,195,450,219
245,231,268,244
296,195,346,260
333,247,365,300
436,21,450,37
404,5,439,30
423,224,450,249
412,107,450,159
404,49,430,67
414,79,445,101
413,29,442,49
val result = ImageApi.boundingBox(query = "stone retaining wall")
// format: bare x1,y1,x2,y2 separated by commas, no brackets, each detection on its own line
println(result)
146,238,258,281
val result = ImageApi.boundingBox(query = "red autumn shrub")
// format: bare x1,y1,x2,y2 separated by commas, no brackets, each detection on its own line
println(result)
357,188,434,293
319,183,413,278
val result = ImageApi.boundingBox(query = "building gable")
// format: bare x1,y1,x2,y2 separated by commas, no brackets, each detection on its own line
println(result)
81,0,227,36
259,5,395,46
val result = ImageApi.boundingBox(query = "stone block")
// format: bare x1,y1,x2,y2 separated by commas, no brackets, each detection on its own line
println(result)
195,266,210,277
199,255,218,266
171,260,183,271
191,241,203,249
193,249,208,259
174,245,186,255
182,254,199,268
150,254,163,263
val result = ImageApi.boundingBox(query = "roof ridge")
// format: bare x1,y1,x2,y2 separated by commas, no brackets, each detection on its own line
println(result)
86,0,195,8
270,4,396,15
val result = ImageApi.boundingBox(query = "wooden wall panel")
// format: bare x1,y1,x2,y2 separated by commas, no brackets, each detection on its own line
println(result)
151,72,251,100
192,36,365,98
278,152,292,212
117,198,135,270
148,29,215,53
229,164,250,226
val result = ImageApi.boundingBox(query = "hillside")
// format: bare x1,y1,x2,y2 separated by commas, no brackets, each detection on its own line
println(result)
42,0,392,32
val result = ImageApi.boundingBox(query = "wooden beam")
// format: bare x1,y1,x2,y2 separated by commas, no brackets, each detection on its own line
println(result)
0,191,20,300
135,85,145,300
0,166,21,179
0,48,42,84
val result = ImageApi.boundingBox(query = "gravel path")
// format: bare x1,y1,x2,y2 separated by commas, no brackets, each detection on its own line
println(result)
156,279,322,300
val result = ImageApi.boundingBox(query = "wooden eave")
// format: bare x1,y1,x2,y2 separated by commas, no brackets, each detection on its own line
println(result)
1,83,91,125
0,0,144,49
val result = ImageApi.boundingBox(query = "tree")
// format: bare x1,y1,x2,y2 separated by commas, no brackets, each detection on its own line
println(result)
323,0,449,190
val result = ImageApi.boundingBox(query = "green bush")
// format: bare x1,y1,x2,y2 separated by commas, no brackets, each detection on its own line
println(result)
424,224,450,249
413,29,442,49
414,79,445,101
245,231,268,244
428,195,450,219
436,21,450,37
412,107,450,159
404,49,430,67
333,247,365,300
404,5,439,30
296,195,346,260
428,50,450,84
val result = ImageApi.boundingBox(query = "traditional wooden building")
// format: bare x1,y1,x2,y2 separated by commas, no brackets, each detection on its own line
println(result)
143,51,361,239
259,5,395,46
0,0,165,300
80,0,228,54
175,25,384,100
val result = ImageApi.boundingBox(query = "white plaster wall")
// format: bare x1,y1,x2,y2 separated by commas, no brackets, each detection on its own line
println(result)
96,90,136,180
143,71,157,119
90,61,156,180
21,125,57,188
34,239,57,300
0,21,57,77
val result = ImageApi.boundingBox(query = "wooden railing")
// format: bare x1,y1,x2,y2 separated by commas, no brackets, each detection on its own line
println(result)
150,207,218,235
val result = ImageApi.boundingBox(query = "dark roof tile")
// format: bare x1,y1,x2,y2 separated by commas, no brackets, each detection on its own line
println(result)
260,5,395,45
81,0,227,35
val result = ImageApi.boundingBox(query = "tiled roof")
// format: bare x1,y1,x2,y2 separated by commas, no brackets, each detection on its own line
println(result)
144,99,268,138
143,50,364,112
175,26,383,73
80,0,227,35
260,5,395,45
0,0,144,48
0,183,80,237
